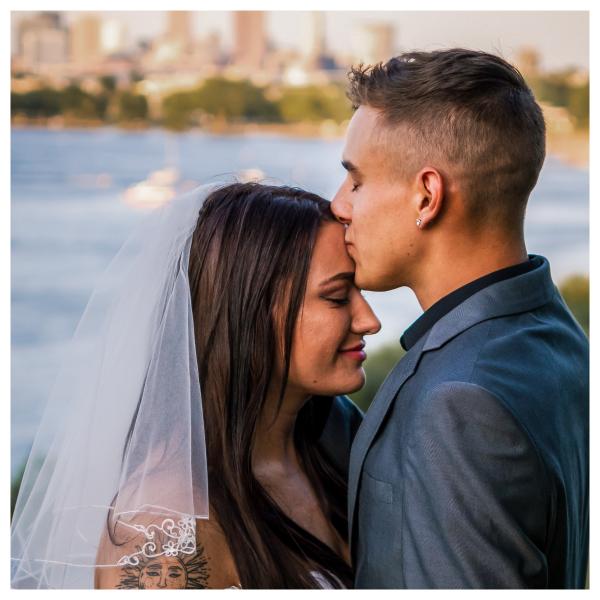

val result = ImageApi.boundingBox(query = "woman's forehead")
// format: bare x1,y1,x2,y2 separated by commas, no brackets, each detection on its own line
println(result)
309,222,354,283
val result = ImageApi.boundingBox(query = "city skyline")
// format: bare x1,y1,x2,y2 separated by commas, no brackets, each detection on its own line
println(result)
11,10,589,73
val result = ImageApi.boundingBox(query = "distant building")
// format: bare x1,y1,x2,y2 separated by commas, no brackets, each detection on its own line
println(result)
194,31,224,67
515,46,541,78
232,11,267,72
143,11,195,68
101,19,128,56
166,11,193,51
70,13,103,65
17,12,69,70
355,22,395,65
301,12,326,70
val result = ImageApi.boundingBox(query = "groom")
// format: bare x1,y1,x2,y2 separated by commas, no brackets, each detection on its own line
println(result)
330,49,589,588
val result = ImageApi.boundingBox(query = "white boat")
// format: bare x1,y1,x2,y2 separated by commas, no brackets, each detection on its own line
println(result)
237,168,265,183
123,167,179,210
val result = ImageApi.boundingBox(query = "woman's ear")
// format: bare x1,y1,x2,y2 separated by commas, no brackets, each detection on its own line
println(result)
415,167,444,227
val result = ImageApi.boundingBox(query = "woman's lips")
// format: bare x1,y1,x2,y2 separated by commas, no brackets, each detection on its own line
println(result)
339,342,367,362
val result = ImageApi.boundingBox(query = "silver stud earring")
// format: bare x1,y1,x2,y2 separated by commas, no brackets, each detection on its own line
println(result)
416,218,422,227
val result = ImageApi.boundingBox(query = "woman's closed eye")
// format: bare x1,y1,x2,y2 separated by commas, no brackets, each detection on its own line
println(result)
320,284,351,306
324,296,350,306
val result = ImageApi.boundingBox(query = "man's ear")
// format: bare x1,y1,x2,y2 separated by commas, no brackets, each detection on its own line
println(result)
415,167,444,227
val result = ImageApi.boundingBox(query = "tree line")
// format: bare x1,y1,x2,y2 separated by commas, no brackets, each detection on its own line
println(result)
11,75,353,129
528,71,589,129
12,69,588,131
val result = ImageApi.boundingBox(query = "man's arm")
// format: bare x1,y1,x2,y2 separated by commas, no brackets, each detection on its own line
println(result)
401,381,551,588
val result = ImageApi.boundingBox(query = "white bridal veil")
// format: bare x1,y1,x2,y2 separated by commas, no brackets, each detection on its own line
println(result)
11,183,222,588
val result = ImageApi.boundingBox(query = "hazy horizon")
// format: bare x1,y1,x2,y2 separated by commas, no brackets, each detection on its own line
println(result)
11,10,588,72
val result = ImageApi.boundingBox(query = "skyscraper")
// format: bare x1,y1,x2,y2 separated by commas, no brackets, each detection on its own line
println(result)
166,11,193,51
17,12,68,69
70,13,103,65
309,10,325,59
232,11,266,72
355,23,395,65
301,11,326,69
101,19,128,56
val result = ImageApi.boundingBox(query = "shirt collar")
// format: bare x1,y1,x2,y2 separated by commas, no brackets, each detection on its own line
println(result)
400,256,544,351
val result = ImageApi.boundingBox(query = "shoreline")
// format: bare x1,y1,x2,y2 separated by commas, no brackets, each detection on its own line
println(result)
11,119,589,170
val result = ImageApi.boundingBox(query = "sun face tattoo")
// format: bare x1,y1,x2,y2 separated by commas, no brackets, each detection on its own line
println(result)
117,543,210,589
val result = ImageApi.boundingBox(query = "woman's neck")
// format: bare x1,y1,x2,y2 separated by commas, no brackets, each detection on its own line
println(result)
252,383,309,476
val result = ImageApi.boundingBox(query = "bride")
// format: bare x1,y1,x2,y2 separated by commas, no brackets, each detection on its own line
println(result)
11,181,381,589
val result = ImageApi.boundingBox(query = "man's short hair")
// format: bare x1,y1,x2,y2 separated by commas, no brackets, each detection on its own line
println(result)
347,48,546,229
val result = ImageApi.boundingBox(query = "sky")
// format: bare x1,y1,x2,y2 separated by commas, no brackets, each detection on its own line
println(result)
11,10,589,72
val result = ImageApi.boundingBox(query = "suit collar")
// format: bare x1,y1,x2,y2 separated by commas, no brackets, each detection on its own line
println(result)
400,255,542,351
422,254,555,352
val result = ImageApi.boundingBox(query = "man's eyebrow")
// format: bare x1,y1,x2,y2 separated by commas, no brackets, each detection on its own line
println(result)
319,272,355,287
341,159,362,176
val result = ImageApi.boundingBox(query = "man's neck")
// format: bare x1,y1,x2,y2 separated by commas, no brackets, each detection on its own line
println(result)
411,234,528,311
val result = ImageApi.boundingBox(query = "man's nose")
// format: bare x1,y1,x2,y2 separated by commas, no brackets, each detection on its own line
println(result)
331,189,352,225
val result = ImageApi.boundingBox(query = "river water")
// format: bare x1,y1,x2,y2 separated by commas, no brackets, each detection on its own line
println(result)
11,127,589,473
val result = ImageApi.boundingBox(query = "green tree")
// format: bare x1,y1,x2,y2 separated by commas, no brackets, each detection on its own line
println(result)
195,78,279,121
118,91,148,122
60,84,104,120
559,275,589,336
528,70,589,130
567,82,589,129
129,70,144,84
161,78,280,130
529,72,571,108
99,75,117,94
349,343,405,412
11,88,62,118
277,84,352,123
162,90,197,131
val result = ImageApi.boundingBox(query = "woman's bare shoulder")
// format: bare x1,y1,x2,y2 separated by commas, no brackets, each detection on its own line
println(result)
94,514,240,589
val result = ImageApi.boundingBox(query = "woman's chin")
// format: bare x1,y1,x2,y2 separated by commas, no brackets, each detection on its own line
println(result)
336,370,366,395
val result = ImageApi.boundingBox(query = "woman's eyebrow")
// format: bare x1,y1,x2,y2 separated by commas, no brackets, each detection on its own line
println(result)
319,272,355,287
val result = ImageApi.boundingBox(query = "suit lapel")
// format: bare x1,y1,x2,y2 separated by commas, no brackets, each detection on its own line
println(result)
347,338,426,545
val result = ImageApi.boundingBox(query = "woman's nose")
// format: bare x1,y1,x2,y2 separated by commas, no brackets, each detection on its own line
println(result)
353,296,382,336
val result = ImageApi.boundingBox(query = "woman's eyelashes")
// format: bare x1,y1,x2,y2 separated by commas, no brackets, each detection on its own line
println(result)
351,182,360,192
320,285,351,306
324,296,350,306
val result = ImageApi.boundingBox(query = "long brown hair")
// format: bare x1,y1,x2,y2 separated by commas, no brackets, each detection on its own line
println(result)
187,182,352,588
